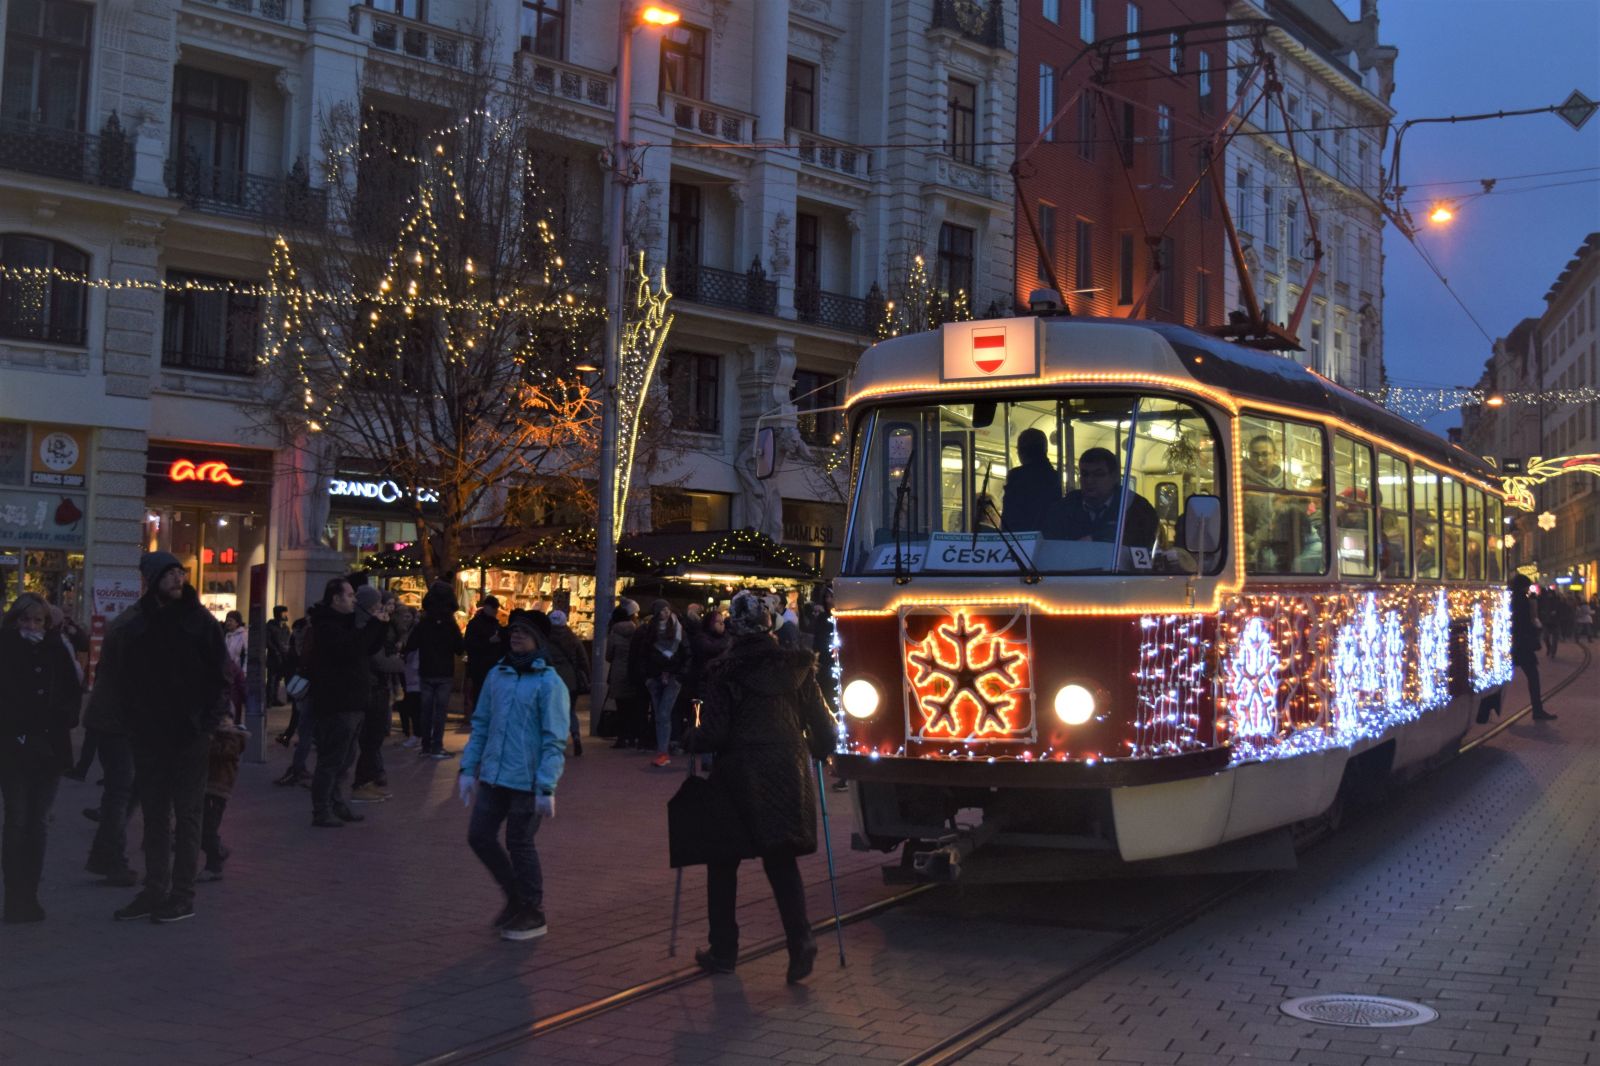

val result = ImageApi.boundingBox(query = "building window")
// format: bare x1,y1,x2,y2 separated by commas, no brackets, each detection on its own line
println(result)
1263,186,1275,246
171,67,249,205
1118,232,1134,304
937,222,975,296
1198,51,1213,111
1235,169,1250,234
794,211,820,310
0,234,88,344
162,270,260,376
1157,235,1176,311
1156,104,1172,178
667,182,701,273
792,368,843,447
1310,314,1324,371
1043,0,1059,22
1,0,92,130
1125,3,1139,59
1037,203,1057,282
1079,0,1094,42
1077,91,1096,160
659,23,707,99
947,78,977,164
1119,102,1135,167
1038,64,1055,138
1196,270,1209,326
1286,200,1300,258
1168,32,1179,72
1074,218,1093,292
518,0,563,57
666,351,721,434
786,58,816,132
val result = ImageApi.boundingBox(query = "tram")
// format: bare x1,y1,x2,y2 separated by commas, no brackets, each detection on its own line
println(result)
824,315,1512,879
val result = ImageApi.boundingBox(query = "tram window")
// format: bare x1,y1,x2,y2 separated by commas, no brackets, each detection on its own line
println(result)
1333,435,1375,579
1413,467,1441,580
1441,476,1464,581
1240,414,1326,575
1486,497,1504,583
1377,451,1410,579
1464,486,1485,581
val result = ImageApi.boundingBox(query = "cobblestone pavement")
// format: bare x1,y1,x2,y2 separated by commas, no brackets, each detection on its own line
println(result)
1,649,1594,1066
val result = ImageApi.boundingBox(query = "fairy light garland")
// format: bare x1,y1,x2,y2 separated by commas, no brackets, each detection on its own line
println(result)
360,527,818,578
1365,385,1600,420
612,253,674,531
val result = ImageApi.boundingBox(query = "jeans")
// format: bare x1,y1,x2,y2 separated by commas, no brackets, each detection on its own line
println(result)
646,677,681,754
290,697,316,773
311,712,363,819
1515,650,1547,716
705,853,811,960
133,732,211,907
88,732,138,872
0,742,61,914
467,783,544,909
201,795,228,869
397,691,420,737
418,677,454,754
353,698,390,788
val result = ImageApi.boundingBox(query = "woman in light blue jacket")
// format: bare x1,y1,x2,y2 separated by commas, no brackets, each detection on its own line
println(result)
458,611,570,941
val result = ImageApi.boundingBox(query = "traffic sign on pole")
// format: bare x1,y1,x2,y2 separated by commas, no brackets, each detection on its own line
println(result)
1557,90,1596,131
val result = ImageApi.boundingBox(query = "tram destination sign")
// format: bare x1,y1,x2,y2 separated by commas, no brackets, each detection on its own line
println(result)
941,319,1041,383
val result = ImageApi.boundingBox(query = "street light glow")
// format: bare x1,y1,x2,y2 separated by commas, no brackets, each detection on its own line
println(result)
1485,394,1505,407
1428,203,1454,224
641,5,680,25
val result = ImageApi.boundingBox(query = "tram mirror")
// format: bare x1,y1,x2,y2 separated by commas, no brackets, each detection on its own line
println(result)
971,401,997,429
755,426,777,480
1179,494,1223,554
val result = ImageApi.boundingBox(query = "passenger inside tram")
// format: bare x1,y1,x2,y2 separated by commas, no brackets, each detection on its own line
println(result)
1000,427,1060,532
1042,446,1160,546
1241,417,1327,574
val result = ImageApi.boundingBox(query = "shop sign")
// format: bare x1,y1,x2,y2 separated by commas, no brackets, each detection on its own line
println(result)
30,425,89,487
0,488,87,548
168,458,245,487
0,423,25,485
328,476,440,506
93,579,140,617
782,499,844,548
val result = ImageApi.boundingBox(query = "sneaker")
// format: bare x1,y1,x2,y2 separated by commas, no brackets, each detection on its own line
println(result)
151,898,195,923
62,768,87,782
273,768,305,787
311,816,343,829
2,902,45,924
694,947,736,974
115,894,160,921
491,899,521,930
82,807,101,823
349,784,389,803
401,737,420,749
651,753,671,768
332,803,365,823
500,907,548,941
197,866,224,883
430,749,455,760
97,868,140,888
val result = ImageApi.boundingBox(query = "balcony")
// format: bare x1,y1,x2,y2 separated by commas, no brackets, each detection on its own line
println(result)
663,93,755,146
791,130,869,181
188,0,290,20
930,0,1006,49
166,160,329,225
523,54,612,111
0,116,134,191
162,342,257,376
795,285,870,334
669,260,776,316
350,6,479,69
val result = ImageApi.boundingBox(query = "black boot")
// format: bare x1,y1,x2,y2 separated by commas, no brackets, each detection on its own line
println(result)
786,938,818,984
694,947,736,974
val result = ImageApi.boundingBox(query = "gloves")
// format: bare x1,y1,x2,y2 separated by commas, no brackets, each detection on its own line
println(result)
457,774,476,808
535,793,555,819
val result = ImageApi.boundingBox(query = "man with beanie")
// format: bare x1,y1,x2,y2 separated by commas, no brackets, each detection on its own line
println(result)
546,610,588,755
464,595,504,718
350,587,401,802
408,581,464,759
308,577,388,827
459,610,569,940
108,552,229,923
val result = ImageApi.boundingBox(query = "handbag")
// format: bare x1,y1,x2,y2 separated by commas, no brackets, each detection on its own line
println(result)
285,674,311,700
668,771,756,868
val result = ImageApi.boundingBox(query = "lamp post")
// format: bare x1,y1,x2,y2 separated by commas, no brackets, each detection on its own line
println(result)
591,4,678,724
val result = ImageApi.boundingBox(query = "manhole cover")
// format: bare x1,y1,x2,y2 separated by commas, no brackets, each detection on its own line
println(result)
1279,995,1438,1028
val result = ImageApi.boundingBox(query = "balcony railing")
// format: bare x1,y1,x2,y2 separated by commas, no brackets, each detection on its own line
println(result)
791,130,869,180
0,116,134,190
795,285,869,334
662,92,755,146
166,159,329,225
162,343,257,376
931,0,1006,49
522,54,612,111
189,0,290,21
669,260,776,316
350,5,479,69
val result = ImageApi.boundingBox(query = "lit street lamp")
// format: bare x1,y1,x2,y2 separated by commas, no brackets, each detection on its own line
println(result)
591,4,680,721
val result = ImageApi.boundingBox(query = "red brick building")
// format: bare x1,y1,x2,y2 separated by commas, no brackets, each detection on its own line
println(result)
1016,0,1229,326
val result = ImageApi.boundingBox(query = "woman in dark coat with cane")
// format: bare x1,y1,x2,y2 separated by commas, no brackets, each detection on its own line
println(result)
690,590,836,983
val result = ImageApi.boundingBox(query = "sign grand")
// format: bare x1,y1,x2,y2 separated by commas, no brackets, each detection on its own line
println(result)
327,477,440,505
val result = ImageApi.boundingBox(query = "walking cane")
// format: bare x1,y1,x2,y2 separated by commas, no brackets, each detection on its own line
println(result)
667,699,703,957
814,759,847,967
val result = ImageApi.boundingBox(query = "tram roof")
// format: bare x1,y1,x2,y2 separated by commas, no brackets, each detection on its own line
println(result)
848,317,1498,483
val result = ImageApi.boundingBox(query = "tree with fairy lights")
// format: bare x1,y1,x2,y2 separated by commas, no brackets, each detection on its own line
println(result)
873,249,975,340
259,68,618,582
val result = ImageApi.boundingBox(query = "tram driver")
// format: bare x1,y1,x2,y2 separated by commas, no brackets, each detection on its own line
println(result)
1000,427,1060,532
1043,447,1159,546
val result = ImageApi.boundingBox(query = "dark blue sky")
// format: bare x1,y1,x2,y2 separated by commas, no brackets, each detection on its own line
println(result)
1344,0,1600,433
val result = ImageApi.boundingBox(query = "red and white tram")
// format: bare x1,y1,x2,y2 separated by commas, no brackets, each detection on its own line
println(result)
827,316,1512,878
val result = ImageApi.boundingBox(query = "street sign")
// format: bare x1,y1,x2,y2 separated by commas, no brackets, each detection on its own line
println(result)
1557,89,1596,131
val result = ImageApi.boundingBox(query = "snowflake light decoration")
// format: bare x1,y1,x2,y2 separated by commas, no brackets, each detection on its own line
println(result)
905,612,1029,740
1357,594,1381,694
1332,625,1362,733
1381,608,1406,710
1224,616,1280,739
1417,591,1451,708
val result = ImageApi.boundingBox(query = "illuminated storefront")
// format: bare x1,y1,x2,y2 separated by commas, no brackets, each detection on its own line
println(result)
0,421,89,612
143,443,273,620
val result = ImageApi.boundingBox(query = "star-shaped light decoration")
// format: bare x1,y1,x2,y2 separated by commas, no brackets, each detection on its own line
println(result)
905,612,1028,739
1537,511,1557,531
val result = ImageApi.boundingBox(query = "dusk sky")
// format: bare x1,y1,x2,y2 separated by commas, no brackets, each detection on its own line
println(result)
1345,0,1600,435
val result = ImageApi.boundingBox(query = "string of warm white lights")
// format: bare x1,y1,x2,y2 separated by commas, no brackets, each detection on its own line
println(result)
1367,385,1600,420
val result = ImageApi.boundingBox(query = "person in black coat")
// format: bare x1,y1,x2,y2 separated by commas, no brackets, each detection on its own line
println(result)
407,582,465,758
1044,446,1160,548
1477,574,1557,723
0,594,81,922
690,590,837,984
632,600,689,766
307,577,388,827
1001,427,1060,532
464,596,505,712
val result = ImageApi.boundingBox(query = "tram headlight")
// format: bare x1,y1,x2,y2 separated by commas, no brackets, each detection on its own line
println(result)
1053,683,1095,726
842,678,881,720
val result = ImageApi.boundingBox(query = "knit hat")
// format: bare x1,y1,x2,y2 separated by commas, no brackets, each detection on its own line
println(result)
649,598,671,616
355,586,382,611
549,609,568,627
139,551,184,586
506,609,540,637
479,595,500,610
727,589,773,637
618,597,639,619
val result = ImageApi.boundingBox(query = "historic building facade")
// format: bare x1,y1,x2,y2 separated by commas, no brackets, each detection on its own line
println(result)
0,0,1017,621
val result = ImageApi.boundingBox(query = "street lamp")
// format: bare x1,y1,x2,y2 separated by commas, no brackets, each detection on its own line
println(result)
591,3,680,721
1427,202,1454,224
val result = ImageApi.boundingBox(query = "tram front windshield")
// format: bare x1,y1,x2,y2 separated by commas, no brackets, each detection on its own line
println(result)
844,393,1221,576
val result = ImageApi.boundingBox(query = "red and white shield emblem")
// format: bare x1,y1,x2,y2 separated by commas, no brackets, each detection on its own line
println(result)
971,327,1006,373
